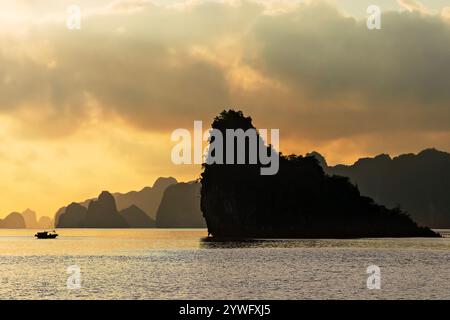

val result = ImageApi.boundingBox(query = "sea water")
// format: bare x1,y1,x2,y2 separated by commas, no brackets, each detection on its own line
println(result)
0,229,449,300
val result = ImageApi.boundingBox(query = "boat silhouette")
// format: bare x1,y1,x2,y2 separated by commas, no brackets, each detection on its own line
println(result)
35,230,58,239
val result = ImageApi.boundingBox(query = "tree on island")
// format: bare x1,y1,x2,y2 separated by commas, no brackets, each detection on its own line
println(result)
200,110,439,238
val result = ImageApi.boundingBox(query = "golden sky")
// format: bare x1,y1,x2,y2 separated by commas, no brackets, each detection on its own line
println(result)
1,0,450,218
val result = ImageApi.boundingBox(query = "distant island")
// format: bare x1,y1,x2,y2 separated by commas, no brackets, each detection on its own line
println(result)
0,209,53,229
0,177,206,229
309,149,450,229
54,177,205,228
54,176,177,226
200,110,439,238
156,182,206,228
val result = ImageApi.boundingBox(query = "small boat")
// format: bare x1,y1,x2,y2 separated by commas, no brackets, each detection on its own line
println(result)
35,230,58,239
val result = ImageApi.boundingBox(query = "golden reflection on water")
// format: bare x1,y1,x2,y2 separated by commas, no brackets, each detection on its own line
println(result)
0,229,449,256
0,229,208,256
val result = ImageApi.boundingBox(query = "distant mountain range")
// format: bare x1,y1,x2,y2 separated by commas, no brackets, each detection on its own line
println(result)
0,177,205,229
54,177,177,225
57,190,157,228
55,177,205,228
2,148,450,230
0,209,53,229
309,148,450,228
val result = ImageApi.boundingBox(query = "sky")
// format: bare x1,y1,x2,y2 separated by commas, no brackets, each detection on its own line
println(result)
0,0,449,218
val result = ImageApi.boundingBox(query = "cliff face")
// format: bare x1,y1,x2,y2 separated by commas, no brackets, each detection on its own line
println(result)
120,205,156,228
57,203,87,228
156,182,206,228
200,110,439,239
84,191,128,228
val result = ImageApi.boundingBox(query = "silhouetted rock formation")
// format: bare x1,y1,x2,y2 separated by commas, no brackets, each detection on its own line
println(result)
84,191,128,228
54,177,177,226
57,203,87,228
22,209,39,228
0,212,26,229
310,149,450,228
54,208,64,227
38,216,53,229
156,182,206,228
120,205,156,228
21,209,54,228
115,177,177,219
200,110,439,238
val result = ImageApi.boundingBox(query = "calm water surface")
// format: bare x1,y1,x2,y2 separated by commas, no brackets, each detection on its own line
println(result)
0,229,449,299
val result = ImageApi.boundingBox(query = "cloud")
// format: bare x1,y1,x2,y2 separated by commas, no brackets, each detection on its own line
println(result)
239,2,450,139
397,0,429,14
442,7,450,20
0,0,449,145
